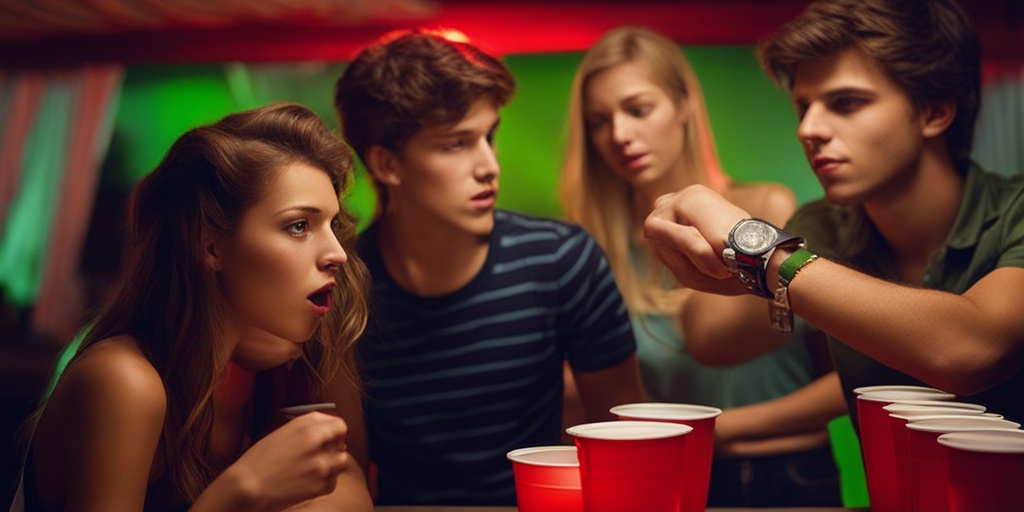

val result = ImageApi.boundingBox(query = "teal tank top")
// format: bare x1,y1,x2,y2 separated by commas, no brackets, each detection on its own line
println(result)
630,246,817,408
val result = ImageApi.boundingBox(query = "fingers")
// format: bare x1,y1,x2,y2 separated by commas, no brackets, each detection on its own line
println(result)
278,411,350,459
647,184,750,243
323,433,347,454
645,184,755,290
320,445,351,475
304,411,349,451
646,218,732,280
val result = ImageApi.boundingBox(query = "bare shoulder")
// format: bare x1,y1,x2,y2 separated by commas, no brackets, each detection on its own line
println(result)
722,182,797,226
48,335,167,427
66,335,164,398
32,335,168,506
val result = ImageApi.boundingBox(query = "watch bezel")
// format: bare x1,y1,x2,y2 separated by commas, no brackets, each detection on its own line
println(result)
729,218,779,255
723,217,804,299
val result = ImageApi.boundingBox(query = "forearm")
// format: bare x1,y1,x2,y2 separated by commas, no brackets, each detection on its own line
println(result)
780,257,1024,395
190,469,260,512
282,466,374,512
683,292,793,366
715,371,846,445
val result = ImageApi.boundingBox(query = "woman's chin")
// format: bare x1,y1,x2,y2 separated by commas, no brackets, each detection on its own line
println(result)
234,344,303,372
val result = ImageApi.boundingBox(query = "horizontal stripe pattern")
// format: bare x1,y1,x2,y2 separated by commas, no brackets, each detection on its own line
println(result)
357,210,635,505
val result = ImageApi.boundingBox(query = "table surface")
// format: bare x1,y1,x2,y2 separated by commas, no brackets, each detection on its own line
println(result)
375,507,868,511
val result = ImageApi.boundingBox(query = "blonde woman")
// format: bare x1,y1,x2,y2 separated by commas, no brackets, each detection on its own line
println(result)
561,26,846,507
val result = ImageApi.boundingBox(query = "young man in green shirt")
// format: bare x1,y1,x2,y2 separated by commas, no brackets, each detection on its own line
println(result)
645,0,1024,427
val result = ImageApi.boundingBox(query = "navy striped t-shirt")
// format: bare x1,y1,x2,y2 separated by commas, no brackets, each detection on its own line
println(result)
356,210,636,505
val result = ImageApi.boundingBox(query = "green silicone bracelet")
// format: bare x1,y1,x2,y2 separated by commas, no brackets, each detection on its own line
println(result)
779,247,818,284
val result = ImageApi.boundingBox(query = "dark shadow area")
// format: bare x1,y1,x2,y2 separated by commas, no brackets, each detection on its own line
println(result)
1,129,130,507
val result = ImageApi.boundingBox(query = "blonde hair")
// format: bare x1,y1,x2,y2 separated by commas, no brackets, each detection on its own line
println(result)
560,26,727,315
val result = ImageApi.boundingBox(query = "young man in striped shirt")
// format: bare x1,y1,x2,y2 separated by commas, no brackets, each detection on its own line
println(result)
333,29,645,506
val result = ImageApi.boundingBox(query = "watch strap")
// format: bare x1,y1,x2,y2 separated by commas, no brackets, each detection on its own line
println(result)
780,248,819,284
770,248,819,332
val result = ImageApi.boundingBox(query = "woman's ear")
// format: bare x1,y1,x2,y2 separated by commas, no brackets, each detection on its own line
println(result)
203,233,222,272
921,98,957,138
677,95,692,126
365,144,402,187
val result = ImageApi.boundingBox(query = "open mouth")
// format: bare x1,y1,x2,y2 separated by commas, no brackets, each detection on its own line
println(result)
307,284,334,313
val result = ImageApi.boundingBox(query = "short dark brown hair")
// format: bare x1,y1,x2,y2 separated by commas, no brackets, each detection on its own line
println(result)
334,28,516,161
759,0,981,174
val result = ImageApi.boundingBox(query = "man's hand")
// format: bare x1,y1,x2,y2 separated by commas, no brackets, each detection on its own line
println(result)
643,184,752,295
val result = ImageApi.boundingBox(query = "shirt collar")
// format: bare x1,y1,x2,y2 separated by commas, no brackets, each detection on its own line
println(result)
945,163,1012,250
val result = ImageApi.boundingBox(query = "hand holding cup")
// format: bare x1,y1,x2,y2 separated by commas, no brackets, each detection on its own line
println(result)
222,410,351,510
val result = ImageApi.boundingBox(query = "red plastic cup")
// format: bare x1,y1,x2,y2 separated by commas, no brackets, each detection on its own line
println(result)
855,388,955,512
905,416,1021,512
884,404,993,512
567,420,692,512
938,430,1024,512
609,403,721,512
506,446,583,512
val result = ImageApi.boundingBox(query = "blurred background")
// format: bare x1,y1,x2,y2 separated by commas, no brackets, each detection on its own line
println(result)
1,0,1022,507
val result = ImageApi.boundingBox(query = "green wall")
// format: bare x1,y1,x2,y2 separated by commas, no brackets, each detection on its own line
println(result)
500,47,819,220
105,46,821,227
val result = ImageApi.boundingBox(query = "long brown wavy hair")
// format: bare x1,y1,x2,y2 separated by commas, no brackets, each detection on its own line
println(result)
29,102,370,503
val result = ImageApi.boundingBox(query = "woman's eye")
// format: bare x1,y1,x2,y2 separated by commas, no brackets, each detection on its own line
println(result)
628,105,651,117
585,115,608,130
286,221,308,235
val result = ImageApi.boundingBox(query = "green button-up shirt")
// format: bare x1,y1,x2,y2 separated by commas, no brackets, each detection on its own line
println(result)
786,164,1024,426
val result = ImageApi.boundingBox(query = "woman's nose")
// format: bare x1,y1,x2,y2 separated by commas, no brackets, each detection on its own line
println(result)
322,234,348,273
611,114,633,145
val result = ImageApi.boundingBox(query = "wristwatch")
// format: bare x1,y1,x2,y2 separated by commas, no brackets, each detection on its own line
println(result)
722,218,804,298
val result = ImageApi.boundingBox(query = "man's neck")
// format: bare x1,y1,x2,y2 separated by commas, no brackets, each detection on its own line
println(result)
863,147,965,284
376,213,491,297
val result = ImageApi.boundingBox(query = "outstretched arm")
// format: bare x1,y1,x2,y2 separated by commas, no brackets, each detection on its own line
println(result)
683,292,793,365
683,182,798,365
786,260,1024,396
715,371,847,455
645,184,1024,396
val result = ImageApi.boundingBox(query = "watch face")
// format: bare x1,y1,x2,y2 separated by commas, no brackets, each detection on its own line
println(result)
733,219,778,254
